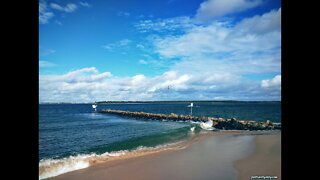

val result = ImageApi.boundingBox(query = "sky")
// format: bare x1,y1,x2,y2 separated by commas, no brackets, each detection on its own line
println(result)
39,0,281,103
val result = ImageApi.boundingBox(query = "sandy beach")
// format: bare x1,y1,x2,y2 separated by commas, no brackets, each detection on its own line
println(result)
49,131,281,180
235,133,281,180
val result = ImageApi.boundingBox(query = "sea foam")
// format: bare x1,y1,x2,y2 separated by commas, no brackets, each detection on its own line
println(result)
39,142,184,179
39,154,92,179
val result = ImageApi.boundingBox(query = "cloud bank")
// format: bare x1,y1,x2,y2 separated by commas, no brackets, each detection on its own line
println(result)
40,68,281,103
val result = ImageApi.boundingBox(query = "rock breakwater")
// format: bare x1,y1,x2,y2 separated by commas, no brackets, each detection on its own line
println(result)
99,109,281,131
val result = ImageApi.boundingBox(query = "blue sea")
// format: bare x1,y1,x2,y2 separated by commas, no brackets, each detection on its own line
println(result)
39,101,280,179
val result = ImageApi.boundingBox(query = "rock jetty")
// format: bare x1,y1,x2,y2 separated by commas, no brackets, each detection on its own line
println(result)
99,109,281,131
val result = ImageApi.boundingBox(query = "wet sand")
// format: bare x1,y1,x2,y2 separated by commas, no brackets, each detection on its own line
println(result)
235,133,281,180
50,131,260,180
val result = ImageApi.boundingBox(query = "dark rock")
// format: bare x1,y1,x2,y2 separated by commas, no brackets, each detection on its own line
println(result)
99,109,280,131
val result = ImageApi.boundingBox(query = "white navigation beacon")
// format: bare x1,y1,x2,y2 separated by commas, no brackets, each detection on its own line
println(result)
187,102,194,115
92,104,97,111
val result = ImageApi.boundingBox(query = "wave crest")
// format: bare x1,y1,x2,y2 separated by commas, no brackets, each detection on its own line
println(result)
39,142,185,179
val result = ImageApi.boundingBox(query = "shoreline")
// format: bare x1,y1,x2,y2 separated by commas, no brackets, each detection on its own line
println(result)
47,130,280,180
40,130,209,179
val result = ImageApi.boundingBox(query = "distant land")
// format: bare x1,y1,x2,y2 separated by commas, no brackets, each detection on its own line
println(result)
39,100,281,104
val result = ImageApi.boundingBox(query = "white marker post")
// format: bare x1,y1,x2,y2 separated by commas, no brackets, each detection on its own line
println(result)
190,102,193,116
92,104,97,112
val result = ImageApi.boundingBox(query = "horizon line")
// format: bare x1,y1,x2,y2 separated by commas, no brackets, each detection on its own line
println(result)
39,100,281,104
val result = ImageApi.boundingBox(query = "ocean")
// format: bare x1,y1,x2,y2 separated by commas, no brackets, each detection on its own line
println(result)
39,101,281,179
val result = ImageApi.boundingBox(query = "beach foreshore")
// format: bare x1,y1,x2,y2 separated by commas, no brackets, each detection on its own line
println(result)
48,130,281,180
235,133,281,180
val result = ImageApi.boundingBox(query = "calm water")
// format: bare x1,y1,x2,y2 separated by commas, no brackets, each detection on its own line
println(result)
39,104,190,161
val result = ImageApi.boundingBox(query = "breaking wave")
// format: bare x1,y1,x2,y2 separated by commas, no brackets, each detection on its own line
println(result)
39,142,185,179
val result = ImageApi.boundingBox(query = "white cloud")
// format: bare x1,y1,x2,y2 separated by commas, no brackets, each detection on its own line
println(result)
61,3,77,12
138,59,166,67
39,61,57,68
261,75,281,89
138,59,148,64
40,68,194,102
235,8,281,34
136,8,280,59
130,74,148,87
135,16,195,33
118,39,131,46
39,48,56,56
40,1,89,24
40,2,281,102
40,66,281,103
50,3,63,11
40,68,113,103
102,45,112,50
103,39,132,50
136,44,145,49
154,8,281,58
260,75,281,99
147,71,191,92
196,0,263,21
151,8,281,76
42,67,112,83
39,2,54,24
133,8,280,101
50,3,78,13
79,2,92,7
117,11,130,17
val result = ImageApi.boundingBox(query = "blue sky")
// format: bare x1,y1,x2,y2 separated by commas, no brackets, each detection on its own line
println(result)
39,0,281,102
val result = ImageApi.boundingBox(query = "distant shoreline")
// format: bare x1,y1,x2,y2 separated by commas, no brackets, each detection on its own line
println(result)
39,100,281,105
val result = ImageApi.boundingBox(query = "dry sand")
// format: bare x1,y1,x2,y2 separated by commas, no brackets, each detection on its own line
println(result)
234,133,281,180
